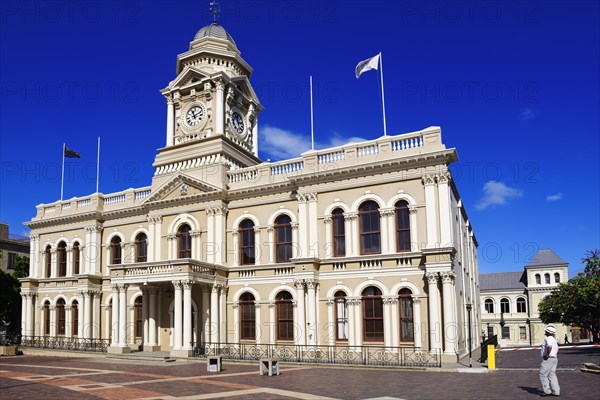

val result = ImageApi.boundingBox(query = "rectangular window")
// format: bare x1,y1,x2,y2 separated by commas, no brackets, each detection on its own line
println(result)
336,298,348,340
241,302,256,340
7,253,16,269
502,326,510,339
363,298,384,341
332,213,346,257
519,326,527,341
277,302,294,340
487,326,494,338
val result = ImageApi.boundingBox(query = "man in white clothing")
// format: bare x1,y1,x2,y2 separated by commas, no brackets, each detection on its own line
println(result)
539,325,560,396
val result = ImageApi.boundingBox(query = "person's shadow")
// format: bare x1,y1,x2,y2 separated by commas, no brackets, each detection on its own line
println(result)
518,386,541,395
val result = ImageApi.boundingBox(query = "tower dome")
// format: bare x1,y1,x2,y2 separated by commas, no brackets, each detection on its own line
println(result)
193,22,237,48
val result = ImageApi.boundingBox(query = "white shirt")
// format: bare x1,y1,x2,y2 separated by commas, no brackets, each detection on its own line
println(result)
541,335,559,358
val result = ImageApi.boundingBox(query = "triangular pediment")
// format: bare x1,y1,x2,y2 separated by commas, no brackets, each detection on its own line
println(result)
231,76,261,107
144,173,220,204
166,66,210,91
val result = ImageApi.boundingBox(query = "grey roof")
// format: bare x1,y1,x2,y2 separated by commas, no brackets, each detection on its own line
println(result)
480,271,527,290
525,249,567,268
193,23,237,47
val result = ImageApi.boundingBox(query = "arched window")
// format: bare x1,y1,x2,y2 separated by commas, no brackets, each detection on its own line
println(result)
134,297,143,338
276,291,294,341
135,233,147,263
334,290,348,340
239,219,255,265
516,297,527,313
395,200,411,252
45,245,52,278
57,241,67,277
332,208,346,257
177,224,192,258
399,288,414,341
240,292,256,340
359,201,381,254
44,301,50,335
275,215,292,263
56,298,66,336
362,286,383,341
554,273,560,283
544,273,550,285
484,299,494,313
72,300,78,336
500,298,510,313
535,273,541,285
72,242,80,275
110,236,122,264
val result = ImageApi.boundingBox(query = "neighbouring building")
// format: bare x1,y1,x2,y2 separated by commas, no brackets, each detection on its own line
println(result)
480,248,569,347
0,222,30,274
19,18,480,366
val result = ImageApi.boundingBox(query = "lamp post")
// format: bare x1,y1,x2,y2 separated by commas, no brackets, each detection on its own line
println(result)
526,318,532,346
466,303,472,368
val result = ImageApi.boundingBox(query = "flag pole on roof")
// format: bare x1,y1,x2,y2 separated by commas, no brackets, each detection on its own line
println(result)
310,75,315,151
355,52,387,136
61,144,81,201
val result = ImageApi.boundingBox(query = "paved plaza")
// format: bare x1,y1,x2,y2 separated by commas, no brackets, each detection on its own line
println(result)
1,347,599,400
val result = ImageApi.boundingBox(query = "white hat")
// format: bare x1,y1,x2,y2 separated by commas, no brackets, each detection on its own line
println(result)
545,326,557,334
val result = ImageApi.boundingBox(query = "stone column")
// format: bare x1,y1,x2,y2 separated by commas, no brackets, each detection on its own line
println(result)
252,115,259,156
111,285,119,345
50,249,57,278
219,286,228,343
408,206,418,251
391,297,399,348
380,209,394,254
202,287,210,343
83,291,91,339
191,230,202,261
215,81,224,135
437,172,453,247
232,302,239,343
118,284,128,347
92,291,100,339
291,223,299,259
348,212,359,256
297,194,308,257
326,298,335,345
210,285,219,343
141,288,149,347
413,297,423,349
307,193,318,258
347,298,355,348
148,287,158,347
66,246,73,277
49,305,56,337
87,224,102,275
294,280,306,345
231,230,239,267
206,208,215,264
183,281,193,351
323,216,332,258
423,175,438,248
214,206,227,265
383,297,393,348
21,294,27,336
441,271,457,354
173,281,183,350
268,302,276,344
306,279,318,345
352,298,362,348
30,234,39,278
103,304,111,341
254,227,261,265
267,227,274,264
26,293,34,337
426,273,441,352
165,96,174,146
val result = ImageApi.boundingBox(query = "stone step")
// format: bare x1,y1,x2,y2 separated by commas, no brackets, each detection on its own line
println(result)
106,352,175,362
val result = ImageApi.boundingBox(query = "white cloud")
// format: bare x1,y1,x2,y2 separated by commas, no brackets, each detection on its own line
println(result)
519,107,538,121
546,192,564,202
475,181,523,210
258,125,368,161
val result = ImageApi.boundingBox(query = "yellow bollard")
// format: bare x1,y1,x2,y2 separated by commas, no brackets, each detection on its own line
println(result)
487,344,496,370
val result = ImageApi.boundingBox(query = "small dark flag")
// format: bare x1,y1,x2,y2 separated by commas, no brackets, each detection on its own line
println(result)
64,145,81,158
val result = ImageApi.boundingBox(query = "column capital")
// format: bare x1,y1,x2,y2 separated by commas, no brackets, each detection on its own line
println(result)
323,215,332,224
296,193,308,203
422,174,436,186
147,214,162,224
85,223,103,233
425,272,439,284
437,171,452,184
345,212,358,221
232,302,239,309
231,229,239,237
408,206,418,214
118,283,129,291
325,298,335,306
441,271,456,284
173,280,183,290
268,301,276,309
266,226,274,233
111,284,120,292
294,279,305,290
305,279,318,290
379,208,395,217
412,296,422,304
291,222,299,230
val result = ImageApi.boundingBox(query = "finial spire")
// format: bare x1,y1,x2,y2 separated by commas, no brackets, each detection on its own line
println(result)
210,1,220,23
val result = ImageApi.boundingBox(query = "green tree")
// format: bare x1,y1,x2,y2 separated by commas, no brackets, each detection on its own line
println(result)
538,250,600,343
0,255,30,337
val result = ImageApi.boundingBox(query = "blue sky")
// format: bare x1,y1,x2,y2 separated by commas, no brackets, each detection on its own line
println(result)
1,1,598,275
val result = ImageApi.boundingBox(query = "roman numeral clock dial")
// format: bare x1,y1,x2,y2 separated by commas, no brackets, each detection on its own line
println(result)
185,105,205,126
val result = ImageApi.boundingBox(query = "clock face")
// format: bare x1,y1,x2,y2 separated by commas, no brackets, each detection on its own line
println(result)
185,106,204,126
231,112,245,134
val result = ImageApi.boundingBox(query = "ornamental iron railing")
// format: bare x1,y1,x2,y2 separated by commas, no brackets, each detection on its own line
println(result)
195,342,441,368
20,336,109,353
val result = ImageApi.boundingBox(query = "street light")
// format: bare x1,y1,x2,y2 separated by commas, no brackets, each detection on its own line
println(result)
466,303,473,368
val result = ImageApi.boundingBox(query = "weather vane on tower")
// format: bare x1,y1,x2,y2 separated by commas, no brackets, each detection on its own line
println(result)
210,1,220,23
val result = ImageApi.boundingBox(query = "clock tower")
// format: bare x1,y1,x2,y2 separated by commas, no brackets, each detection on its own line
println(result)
152,19,263,190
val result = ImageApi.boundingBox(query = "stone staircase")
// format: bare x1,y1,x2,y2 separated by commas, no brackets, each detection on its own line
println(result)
106,351,175,363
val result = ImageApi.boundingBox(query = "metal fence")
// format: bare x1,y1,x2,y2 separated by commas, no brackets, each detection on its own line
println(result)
20,336,109,353
195,343,441,368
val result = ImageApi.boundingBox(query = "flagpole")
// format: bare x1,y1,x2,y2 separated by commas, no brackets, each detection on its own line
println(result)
96,137,100,193
310,75,315,151
379,52,387,136
60,143,65,201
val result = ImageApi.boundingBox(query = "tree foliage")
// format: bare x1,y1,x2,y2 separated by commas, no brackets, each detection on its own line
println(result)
0,255,29,337
538,250,600,342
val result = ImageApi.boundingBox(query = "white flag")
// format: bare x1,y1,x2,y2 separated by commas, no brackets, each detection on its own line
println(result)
355,53,380,78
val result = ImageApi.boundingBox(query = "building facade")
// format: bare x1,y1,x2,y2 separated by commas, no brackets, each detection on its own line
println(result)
480,249,569,347
0,222,30,274
20,21,480,364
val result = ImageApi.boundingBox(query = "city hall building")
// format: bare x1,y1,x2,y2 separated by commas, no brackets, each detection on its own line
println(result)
20,20,480,365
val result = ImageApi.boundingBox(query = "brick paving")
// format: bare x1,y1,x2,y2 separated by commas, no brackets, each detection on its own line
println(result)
1,347,599,400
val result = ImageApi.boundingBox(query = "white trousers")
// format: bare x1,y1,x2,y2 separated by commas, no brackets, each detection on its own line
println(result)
539,357,560,395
